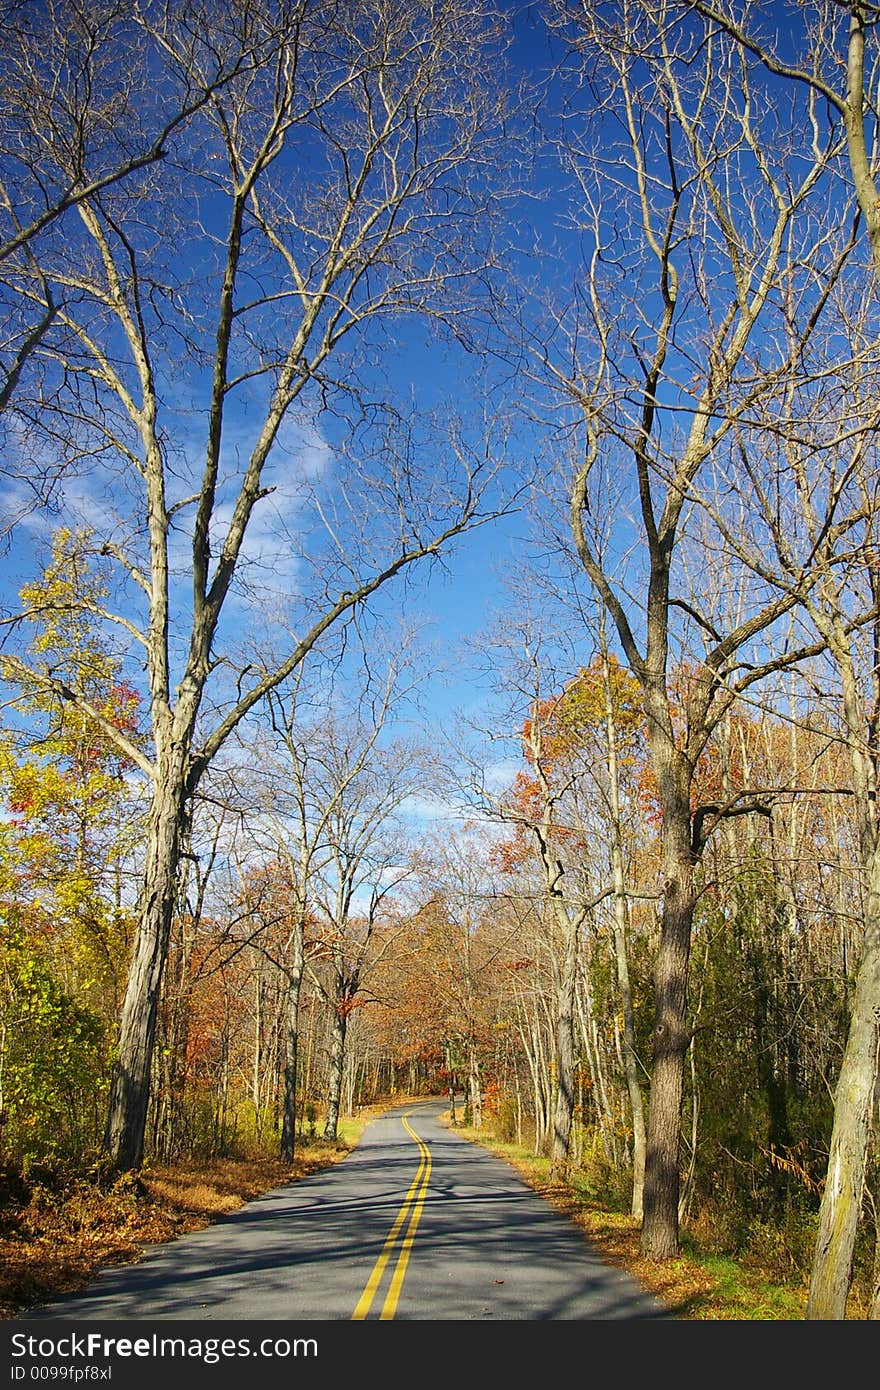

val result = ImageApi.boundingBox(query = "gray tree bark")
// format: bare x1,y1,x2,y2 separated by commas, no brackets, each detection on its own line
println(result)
280,920,306,1162
104,756,189,1169
323,1004,347,1142
807,860,880,1317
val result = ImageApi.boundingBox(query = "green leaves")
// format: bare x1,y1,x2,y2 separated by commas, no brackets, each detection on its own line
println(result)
0,922,108,1171
0,528,142,1168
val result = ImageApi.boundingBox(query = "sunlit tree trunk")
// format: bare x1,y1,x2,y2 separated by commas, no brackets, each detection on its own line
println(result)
601,639,647,1218
576,963,617,1163
104,753,189,1170
323,1005,347,1142
551,909,578,1170
640,737,697,1259
280,918,306,1162
807,857,880,1318
466,1036,483,1131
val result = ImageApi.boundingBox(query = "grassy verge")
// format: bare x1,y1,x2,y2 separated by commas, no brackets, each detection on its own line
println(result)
0,1109,377,1320
5,1100,860,1322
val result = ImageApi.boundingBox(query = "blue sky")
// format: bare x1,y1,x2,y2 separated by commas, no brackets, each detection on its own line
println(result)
0,5,564,773
0,0,855,841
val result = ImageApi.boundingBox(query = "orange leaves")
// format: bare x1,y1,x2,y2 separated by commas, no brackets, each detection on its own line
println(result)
488,836,526,876
336,994,368,1020
496,655,649,870
497,770,546,839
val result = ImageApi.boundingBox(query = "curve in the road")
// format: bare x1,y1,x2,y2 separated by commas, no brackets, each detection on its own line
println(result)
21,1099,670,1321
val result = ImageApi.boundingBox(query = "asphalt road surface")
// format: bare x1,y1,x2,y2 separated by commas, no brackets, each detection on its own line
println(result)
24,1099,669,1321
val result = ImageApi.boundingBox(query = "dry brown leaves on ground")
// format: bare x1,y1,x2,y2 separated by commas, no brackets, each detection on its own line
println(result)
0,1149,348,1320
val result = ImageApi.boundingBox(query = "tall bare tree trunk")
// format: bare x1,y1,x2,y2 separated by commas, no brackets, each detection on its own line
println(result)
280,928,305,1162
323,1006,347,1142
601,639,647,1218
467,1036,483,1130
807,849,880,1318
576,964,616,1161
551,906,579,1171
640,758,696,1260
104,770,187,1169
153,879,196,1162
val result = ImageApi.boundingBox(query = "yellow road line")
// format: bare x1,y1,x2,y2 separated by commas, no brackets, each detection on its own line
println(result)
351,1114,432,1320
379,1117,432,1320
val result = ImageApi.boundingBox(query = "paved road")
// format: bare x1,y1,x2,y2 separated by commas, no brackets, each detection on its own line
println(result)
24,1099,668,1321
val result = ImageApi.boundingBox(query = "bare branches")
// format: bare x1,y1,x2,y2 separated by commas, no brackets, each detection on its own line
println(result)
691,1,880,279
1,0,514,783
0,0,271,426
539,1,862,765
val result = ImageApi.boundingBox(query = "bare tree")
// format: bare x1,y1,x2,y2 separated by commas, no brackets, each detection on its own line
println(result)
0,0,259,432
0,0,514,1171
452,518,654,1197
244,637,426,1156
692,256,880,1315
411,825,515,1131
470,627,613,1173
537,0,855,1259
300,719,430,1141
674,0,880,1323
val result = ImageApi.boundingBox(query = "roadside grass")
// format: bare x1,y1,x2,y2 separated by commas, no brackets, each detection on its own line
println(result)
5,1099,865,1322
691,1253,808,1320
0,1109,378,1320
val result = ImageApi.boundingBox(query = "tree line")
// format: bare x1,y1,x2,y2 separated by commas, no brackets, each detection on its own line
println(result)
1,0,878,1320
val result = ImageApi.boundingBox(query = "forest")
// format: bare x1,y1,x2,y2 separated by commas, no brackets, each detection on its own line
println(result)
1,0,879,1322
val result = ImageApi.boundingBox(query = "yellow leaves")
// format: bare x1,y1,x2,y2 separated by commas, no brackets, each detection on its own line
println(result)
762,1144,823,1195
0,536,144,967
20,527,108,629
523,654,645,774
0,731,17,780
10,527,123,726
54,872,96,916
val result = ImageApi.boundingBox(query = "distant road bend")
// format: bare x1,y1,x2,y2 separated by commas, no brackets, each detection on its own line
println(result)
28,1099,668,1321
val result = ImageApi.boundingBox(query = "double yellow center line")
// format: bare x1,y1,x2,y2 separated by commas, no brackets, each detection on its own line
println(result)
351,1114,432,1320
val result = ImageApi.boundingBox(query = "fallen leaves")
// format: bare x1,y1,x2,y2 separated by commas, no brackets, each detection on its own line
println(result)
0,1146,352,1320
